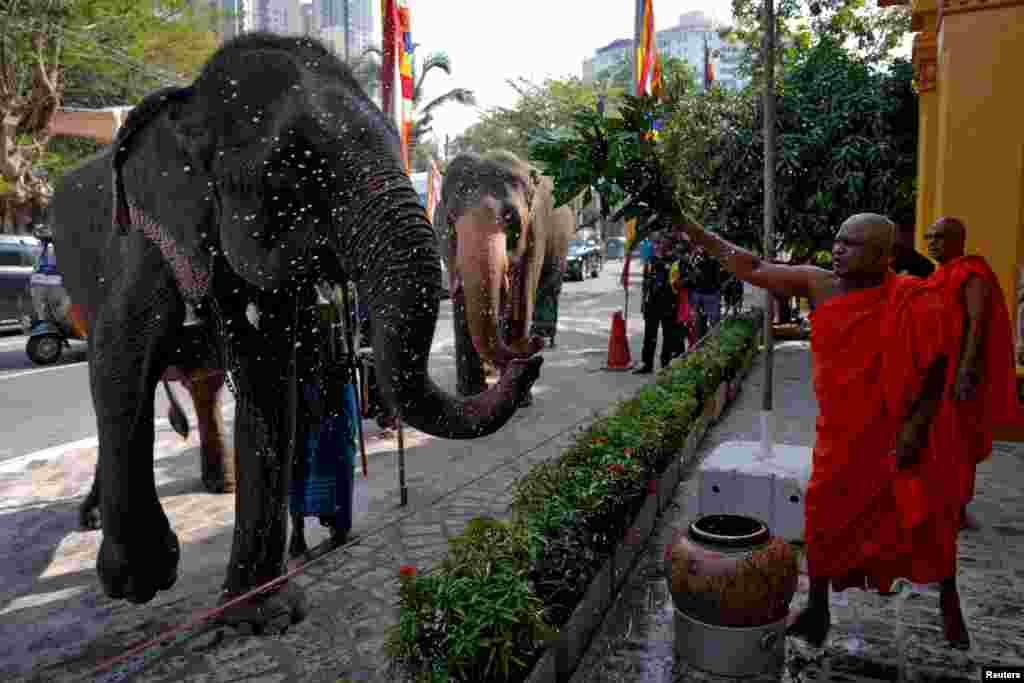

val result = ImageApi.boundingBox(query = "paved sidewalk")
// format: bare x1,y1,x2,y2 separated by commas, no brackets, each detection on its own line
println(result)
0,271,667,683
572,341,1024,682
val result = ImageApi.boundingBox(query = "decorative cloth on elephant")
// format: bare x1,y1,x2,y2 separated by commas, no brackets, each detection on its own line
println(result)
924,255,1022,506
805,273,960,592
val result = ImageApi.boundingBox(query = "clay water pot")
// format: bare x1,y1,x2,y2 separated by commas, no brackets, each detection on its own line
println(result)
667,513,798,628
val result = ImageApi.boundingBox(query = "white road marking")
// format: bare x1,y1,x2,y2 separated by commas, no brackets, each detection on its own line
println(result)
0,400,237,474
0,361,87,381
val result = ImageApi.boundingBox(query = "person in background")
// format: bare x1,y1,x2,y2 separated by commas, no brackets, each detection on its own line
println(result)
891,221,936,278
687,247,725,340
634,235,682,374
923,217,1021,531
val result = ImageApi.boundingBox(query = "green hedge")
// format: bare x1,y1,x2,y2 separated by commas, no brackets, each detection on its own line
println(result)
385,312,762,683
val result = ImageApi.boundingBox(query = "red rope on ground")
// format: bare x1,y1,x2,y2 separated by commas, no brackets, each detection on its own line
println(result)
88,547,321,679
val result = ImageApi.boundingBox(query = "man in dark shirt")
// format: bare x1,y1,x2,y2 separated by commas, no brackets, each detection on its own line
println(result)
891,222,936,278
634,236,682,374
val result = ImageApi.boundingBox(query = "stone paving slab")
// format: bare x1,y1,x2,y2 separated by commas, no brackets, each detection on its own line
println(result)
571,341,1024,683
0,276,669,682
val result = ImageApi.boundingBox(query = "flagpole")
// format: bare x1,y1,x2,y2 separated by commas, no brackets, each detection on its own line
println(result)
381,0,395,119
760,0,777,460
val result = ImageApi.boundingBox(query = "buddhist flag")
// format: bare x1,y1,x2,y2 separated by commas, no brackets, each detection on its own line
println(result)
703,39,716,90
397,1,414,173
381,0,414,172
651,50,665,100
636,0,658,96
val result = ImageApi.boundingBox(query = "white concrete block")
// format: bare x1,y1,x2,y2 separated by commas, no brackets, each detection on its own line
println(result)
696,441,813,542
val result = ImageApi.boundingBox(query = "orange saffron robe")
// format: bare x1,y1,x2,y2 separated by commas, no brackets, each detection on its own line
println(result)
806,274,959,591
926,256,1021,505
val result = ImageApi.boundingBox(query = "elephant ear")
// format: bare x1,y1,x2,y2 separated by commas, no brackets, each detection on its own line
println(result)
111,86,195,234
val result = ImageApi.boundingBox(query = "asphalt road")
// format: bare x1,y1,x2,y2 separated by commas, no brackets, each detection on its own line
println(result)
0,261,625,462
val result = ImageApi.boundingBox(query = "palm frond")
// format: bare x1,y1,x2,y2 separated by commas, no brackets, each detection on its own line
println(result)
418,88,476,118
413,51,452,102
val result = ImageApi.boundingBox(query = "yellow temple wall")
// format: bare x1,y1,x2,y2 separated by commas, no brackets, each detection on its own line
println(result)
914,0,1024,377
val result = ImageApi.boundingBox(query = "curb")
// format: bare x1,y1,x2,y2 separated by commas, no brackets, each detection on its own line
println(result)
524,339,760,683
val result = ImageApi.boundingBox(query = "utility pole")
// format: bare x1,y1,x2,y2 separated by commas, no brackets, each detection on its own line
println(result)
760,0,777,459
343,0,350,63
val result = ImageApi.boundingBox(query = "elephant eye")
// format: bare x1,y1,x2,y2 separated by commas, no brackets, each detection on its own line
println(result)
505,223,521,251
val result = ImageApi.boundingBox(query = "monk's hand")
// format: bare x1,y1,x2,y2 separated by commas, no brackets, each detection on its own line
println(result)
893,422,927,469
954,363,980,401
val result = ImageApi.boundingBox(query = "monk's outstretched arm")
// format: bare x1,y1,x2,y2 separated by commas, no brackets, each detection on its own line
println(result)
955,274,990,401
671,214,827,300
895,354,949,469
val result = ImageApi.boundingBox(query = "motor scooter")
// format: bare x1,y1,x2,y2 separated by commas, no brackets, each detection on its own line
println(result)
23,226,87,365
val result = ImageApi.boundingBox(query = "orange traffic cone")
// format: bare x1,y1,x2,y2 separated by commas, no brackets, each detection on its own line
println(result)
604,310,633,371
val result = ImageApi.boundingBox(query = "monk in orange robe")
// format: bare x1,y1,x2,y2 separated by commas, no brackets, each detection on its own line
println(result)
923,217,1022,530
671,212,969,649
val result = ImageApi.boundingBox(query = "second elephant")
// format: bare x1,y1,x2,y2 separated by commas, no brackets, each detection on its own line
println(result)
435,151,574,400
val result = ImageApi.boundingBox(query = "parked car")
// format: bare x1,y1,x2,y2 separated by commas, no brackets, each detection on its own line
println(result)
605,237,628,260
565,238,603,281
0,234,42,333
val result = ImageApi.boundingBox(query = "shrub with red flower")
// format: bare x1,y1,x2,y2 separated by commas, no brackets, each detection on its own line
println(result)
608,463,626,475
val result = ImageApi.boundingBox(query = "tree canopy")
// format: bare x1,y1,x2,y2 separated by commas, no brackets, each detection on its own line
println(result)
454,55,697,162
661,37,918,260
0,0,221,230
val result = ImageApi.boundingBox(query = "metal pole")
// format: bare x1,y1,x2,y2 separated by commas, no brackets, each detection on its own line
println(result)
340,281,369,477
396,416,408,506
632,0,643,93
760,0,776,459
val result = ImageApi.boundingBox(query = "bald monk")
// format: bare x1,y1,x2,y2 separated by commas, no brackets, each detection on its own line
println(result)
924,217,1021,531
670,212,969,649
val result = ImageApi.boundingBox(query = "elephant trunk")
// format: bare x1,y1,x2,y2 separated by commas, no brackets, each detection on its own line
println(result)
456,208,539,369
344,177,535,439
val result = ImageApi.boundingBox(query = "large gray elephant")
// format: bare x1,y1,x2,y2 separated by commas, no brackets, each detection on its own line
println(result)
52,149,236,532
50,32,541,631
434,151,573,401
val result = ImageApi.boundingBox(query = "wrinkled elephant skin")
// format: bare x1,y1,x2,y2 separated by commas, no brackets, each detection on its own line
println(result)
50,151,235,532
436,150,572,396
50,32,539,631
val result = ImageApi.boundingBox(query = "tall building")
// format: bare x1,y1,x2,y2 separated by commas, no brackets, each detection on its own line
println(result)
301,3,315,35
312,0,374,62
203,0,305,40
582,11,749,92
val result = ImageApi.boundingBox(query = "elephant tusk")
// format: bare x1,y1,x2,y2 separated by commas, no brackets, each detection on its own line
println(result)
245,302,261,330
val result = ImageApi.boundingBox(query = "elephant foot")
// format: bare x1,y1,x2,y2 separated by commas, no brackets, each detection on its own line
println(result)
98,528,180,604
79,491,102,530
288,526,309,560
201,452,236,494
217,582,307,635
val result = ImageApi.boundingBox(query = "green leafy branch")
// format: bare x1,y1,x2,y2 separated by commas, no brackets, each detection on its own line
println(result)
527,94,681,241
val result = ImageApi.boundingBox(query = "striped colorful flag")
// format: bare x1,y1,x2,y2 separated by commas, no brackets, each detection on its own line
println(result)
651,50,665,100
398,1,414,172
636,0,659,96
381,0,414,172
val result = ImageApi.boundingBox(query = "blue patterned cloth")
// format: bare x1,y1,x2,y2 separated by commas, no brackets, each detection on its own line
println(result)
289,382,359,532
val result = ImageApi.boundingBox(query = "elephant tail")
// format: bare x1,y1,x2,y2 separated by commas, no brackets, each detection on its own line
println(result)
164,380,190,440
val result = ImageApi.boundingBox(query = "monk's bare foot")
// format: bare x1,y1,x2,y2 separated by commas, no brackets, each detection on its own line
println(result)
786,605,831,648
940,586,971,650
